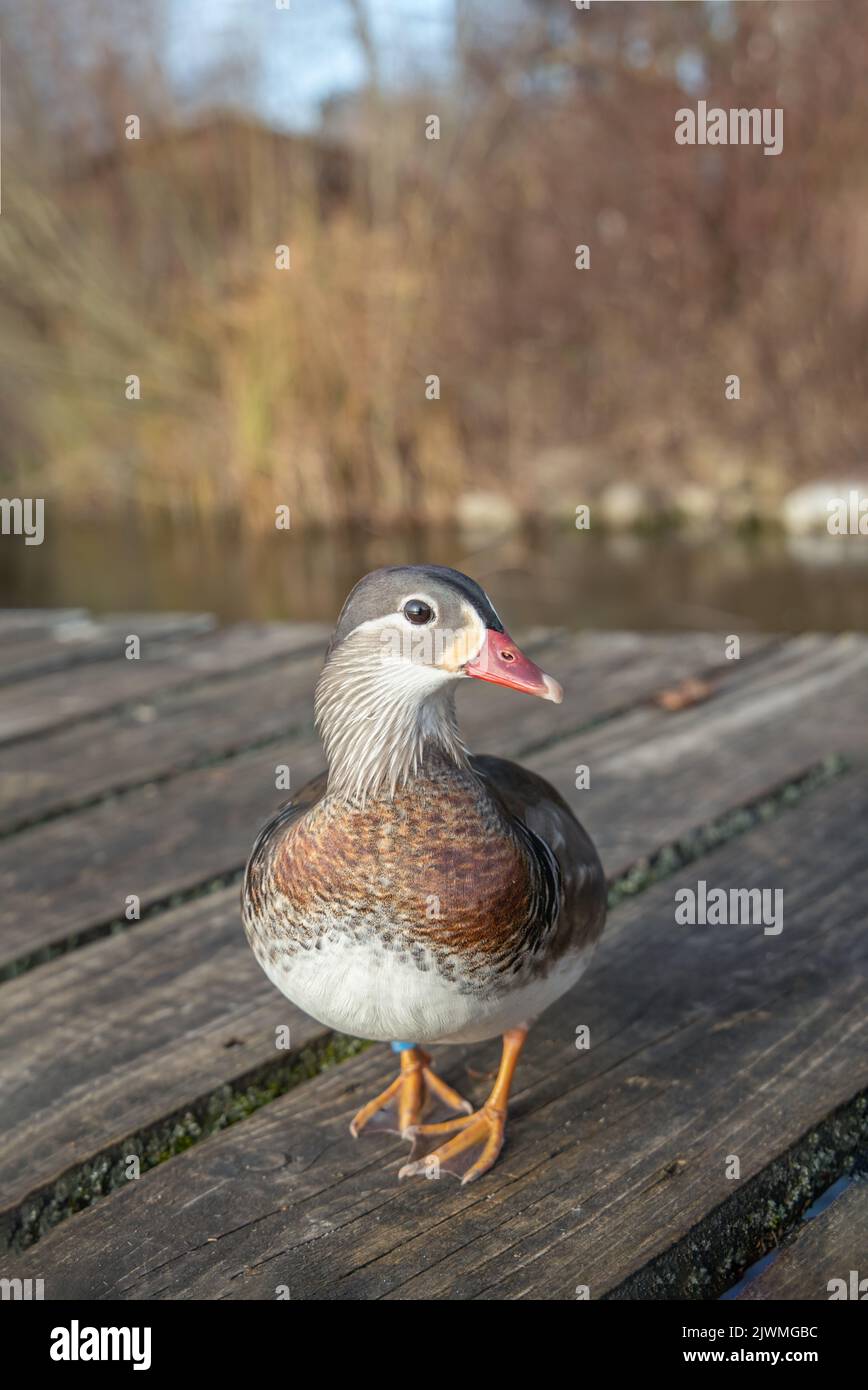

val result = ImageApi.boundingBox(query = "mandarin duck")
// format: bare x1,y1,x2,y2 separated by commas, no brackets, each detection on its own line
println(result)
243,566,606,1184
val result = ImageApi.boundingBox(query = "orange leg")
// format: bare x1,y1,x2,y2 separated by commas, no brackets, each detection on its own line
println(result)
399,1026,528,1185
350,1045,472,1139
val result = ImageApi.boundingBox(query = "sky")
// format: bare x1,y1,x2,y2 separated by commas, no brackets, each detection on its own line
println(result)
163,0,729,131
166,0,459,130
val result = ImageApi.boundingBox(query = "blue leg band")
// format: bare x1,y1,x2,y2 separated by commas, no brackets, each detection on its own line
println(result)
390,1041,416,1053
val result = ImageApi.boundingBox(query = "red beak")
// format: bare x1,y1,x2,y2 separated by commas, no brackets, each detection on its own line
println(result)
464,629,563,703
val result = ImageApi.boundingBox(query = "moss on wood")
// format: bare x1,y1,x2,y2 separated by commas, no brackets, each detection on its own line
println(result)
606,1092,868,1300
4,1032,369,1253
3,754,850,1255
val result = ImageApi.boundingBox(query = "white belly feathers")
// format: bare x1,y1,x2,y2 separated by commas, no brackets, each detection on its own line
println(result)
258,929,593,1045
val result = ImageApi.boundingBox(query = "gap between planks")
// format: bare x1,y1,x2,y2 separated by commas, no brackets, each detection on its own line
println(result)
0,752,844,1252
0,620,332,746
1,631,862,1273
0,612,215,687
733,1178,868,1301
5,769,867,1299
0,627,559,832
0,630,785,974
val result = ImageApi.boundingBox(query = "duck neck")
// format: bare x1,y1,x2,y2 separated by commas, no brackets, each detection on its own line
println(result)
315,649,470,806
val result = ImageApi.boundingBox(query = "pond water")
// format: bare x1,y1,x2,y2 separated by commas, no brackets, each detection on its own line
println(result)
2,517,867,634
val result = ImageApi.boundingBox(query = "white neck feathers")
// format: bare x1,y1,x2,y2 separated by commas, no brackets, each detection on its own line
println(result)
315,640,469,805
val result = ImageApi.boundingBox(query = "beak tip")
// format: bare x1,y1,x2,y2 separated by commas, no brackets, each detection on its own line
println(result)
464,629,563,704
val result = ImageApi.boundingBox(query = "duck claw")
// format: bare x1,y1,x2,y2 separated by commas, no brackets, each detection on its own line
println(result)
399,1106,506,1185
350,1049,472,1140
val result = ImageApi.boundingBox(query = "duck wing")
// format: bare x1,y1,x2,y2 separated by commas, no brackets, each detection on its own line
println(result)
471,754,607,960
243,770,328,920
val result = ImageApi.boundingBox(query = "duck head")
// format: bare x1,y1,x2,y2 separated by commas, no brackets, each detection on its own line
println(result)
315,565,562,804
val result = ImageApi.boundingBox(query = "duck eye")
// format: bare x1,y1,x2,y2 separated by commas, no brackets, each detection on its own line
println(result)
403,599,433,625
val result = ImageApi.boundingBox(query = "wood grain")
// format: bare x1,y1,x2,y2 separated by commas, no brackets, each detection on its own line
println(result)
0,649,323,831
0,630,763,827
0,612,214,684
0,632,779,1228
0,610,88,640
0,887,326,1248
7,770,866,1299
0,621,330,743
0,633,847,974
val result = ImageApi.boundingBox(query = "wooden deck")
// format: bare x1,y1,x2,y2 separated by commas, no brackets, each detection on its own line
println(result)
1,609,866,1301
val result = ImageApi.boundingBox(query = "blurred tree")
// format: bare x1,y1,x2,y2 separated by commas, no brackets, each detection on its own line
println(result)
0,0,866,526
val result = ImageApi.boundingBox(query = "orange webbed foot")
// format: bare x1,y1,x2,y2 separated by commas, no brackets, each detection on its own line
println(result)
399,1104,507,1185
397,1025,529,1186
349,1047,472,1139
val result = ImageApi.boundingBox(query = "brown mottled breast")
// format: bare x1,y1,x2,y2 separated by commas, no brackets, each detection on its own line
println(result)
243,755,605,985
293,769,549,966
240,761,575,978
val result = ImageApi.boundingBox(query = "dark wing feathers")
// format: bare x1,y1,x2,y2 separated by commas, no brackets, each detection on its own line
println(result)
243,770,328,919
471,753,607,959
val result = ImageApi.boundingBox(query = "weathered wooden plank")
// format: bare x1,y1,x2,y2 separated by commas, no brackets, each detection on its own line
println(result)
529,632,868,871
735,1181,868,1301
8,769,866,1299
0,621,330,744
0,630,556,832
0,887,326,1249
0,634,781,1231
466,629,773,756
0,610,88,641
0,612,215,684
0,741,320,976
0,630,765,832
0,632,772,972
0,651,323,833
0,633,851,976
